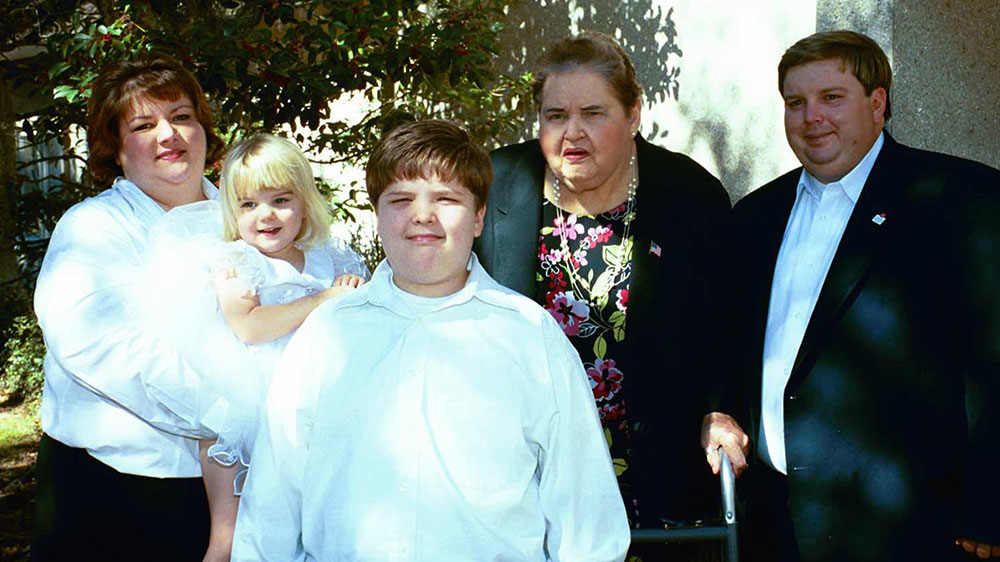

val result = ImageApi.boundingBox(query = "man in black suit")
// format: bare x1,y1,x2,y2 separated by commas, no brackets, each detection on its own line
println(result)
702,30,1000,561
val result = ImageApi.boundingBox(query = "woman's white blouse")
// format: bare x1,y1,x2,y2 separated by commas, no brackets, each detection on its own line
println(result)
34,177,227,478
232,256,630,562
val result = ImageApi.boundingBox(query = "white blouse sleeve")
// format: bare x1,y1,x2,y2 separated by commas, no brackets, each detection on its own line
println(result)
34,200,225,439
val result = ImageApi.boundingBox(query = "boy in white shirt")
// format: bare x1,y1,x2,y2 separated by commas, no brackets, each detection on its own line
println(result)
232,120,630,561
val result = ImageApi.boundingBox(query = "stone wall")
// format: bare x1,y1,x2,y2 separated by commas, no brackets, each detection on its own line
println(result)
819,0,999,169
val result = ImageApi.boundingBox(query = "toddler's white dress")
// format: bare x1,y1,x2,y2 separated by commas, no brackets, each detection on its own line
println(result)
133,200,368,490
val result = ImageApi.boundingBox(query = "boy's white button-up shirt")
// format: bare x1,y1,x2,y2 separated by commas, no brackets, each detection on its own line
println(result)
233,255,629,562
34,177,227,477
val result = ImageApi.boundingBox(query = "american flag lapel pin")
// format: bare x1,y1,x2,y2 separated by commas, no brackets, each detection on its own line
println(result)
871,212,886,226
649,241,662,257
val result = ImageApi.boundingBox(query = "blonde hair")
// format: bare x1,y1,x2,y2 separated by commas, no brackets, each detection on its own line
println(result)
219,134,331,248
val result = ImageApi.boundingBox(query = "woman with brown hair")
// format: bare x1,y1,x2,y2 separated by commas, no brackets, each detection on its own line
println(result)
31,54,226,561
475,31,734,553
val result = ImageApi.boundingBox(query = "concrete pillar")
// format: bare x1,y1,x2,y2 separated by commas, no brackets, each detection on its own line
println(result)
818,0,1000,170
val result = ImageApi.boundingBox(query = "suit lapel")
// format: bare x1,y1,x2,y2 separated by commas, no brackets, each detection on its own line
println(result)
790,136,902,380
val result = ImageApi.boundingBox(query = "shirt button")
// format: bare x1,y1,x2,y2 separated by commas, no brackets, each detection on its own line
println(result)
408,369,417,378
399,481,410,492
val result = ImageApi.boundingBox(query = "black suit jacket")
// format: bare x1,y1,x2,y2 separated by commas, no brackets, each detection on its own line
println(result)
475,136,732,524
730,134,1000,561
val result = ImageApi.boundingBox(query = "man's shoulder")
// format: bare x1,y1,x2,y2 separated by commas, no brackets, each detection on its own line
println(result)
888,138,1000,182
734,168,800,214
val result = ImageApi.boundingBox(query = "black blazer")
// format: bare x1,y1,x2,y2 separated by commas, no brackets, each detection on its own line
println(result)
475,136,732,524
730,134,1000,561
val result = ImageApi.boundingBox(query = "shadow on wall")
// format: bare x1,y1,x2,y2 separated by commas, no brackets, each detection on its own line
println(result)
498,0,682,143
684,114,759,204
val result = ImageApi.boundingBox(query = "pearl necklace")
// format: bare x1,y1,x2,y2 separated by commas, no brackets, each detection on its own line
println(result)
551,153,638,304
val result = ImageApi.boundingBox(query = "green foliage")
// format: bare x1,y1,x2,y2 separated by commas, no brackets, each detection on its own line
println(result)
1,315,45,402
6,0,532,272
0,286,44,402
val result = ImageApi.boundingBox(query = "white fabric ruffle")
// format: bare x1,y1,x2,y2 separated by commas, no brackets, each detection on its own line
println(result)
131,199,368,492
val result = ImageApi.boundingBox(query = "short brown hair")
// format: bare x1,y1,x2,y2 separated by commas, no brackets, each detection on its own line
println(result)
220,134,331,248
365,120,492,209
778,30,893,121
532,31,641,115
87,53,224,187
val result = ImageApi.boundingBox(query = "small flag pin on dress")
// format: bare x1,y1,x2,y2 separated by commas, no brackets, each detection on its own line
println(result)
872,212,886,225
649,241,662,257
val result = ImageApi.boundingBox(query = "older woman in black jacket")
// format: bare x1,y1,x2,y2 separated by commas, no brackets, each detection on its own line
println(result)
475,31,737,543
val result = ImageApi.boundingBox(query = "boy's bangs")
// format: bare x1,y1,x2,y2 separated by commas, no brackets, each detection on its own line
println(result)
394,160,460,186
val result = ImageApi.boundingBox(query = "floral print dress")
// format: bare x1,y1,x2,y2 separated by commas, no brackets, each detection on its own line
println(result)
536,197,640,523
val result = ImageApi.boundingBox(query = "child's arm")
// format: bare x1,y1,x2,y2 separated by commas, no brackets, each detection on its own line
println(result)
215,271,356,345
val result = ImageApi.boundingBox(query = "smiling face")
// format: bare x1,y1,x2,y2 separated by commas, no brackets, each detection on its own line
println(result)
782,59,886,183
538,69,640,195
117,95,207,208
236,188,305,265
376,176,485,297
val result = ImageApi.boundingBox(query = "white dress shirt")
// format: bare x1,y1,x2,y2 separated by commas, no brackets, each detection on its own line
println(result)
35,177,227,478
759,133,884,474
232,255,630,562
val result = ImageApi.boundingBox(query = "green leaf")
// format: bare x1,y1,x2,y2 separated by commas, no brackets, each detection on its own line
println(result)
613,325,625,342
609,310,626,327
602,243,622,269
593,335,607,359
612,457,629,476
594,292,609,310
53,85,76,101
591,269,613,297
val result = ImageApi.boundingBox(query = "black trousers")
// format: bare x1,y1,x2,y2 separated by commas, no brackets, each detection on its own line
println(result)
739,463,802,562
31,434,210,562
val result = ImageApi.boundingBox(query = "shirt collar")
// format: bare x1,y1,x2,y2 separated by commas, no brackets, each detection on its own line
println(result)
797,131,885,204
362,253,519,318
